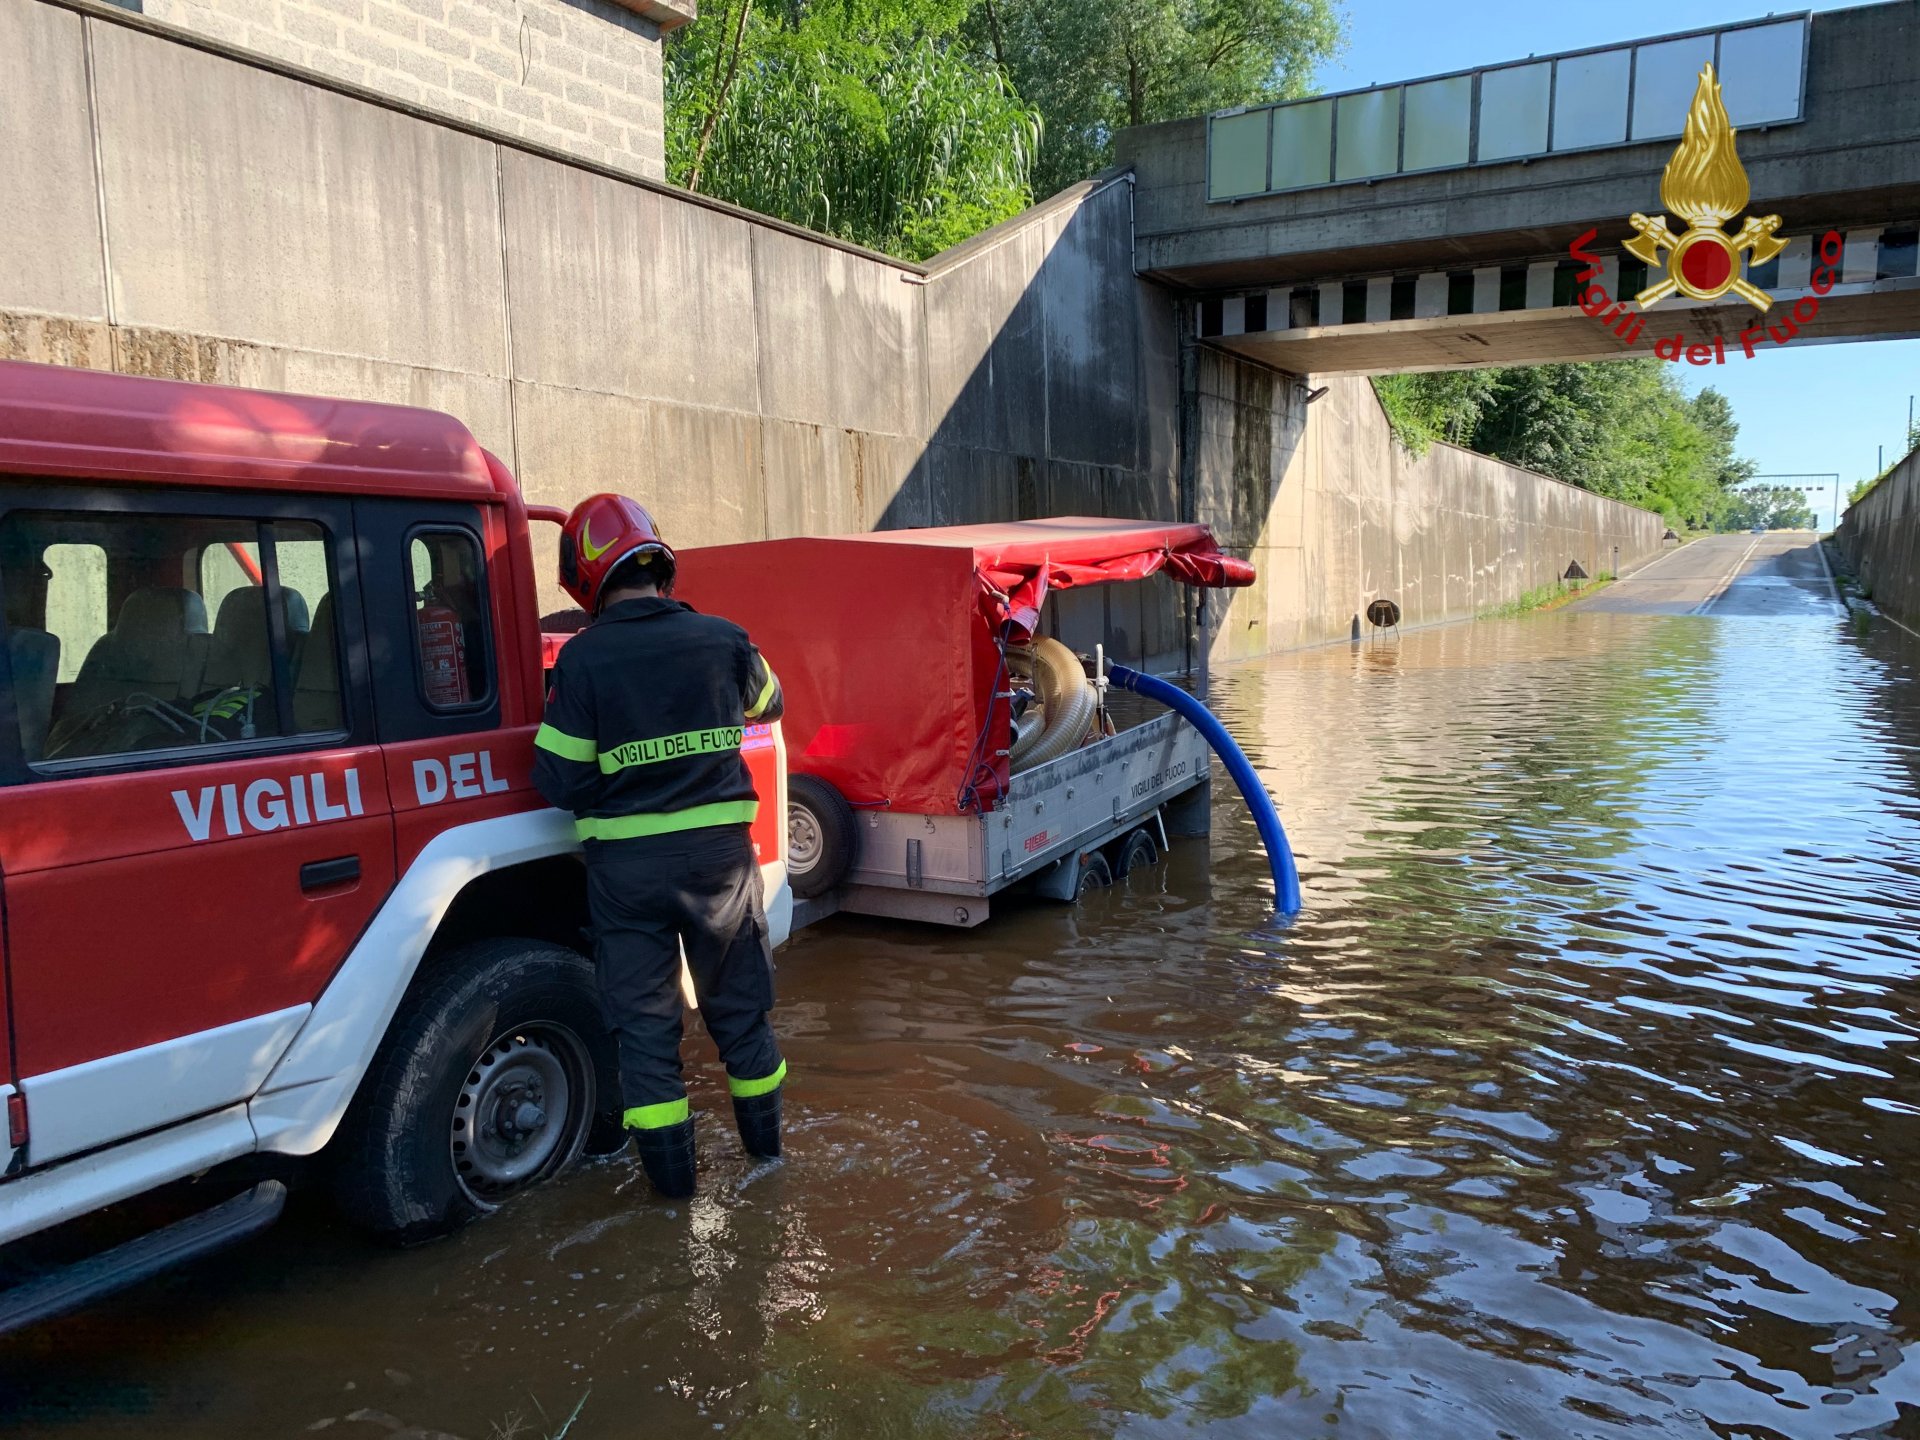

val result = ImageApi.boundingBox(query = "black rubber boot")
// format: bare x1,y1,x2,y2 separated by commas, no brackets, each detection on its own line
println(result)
632,1118,697,1198
732,1087,782,1159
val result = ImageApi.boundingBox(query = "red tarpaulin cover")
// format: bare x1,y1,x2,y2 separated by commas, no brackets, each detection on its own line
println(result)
673,519,1254,815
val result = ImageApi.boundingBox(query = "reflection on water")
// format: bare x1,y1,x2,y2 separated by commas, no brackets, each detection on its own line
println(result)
6,609,1920,1438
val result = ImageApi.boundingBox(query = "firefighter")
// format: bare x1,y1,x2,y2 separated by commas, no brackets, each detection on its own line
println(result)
532,494,786,1198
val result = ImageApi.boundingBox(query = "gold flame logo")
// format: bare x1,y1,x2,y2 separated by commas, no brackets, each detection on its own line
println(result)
1662,65,1750,226
1624,64,1787,310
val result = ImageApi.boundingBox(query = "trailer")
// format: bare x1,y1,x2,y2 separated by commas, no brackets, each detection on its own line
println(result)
675,519,1255,928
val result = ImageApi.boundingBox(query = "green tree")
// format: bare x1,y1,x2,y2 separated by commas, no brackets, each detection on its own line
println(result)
978,0,1346,196
1371,370,1497,453
1723,485,1816,530
666,0,1042,260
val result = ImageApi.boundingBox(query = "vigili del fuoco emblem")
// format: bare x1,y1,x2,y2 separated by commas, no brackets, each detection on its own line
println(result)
1624,63,1787,311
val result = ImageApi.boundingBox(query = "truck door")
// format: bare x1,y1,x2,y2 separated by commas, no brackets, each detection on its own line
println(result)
354,499,533,868
0,488,396,1170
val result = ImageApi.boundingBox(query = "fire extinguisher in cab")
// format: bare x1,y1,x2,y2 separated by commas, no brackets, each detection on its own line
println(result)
417,592,470,707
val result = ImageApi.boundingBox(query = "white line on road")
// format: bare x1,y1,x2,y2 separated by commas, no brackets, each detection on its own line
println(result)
1693,538,1760,615
1809,532,1849,614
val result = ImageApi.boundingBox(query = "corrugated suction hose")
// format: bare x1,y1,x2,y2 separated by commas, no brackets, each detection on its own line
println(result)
1008,637,1099,774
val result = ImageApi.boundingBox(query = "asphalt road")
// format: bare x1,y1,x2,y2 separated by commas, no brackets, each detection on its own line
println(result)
1574,531,1843,617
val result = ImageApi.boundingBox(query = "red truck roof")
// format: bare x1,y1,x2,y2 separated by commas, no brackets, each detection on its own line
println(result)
0,360,502,500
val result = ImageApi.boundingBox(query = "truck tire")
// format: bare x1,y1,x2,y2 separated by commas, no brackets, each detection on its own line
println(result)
1113,827,1160,877
788,774,857,899
332,938,615,1245
1075,852,1114,897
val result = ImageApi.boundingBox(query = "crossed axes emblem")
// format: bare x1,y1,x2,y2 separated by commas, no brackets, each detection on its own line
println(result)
1624,212,1788,312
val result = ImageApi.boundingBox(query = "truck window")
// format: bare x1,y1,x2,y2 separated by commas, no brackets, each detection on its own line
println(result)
409,530,491,711
45,543,107,684
1,510,345,767
198,538,261,625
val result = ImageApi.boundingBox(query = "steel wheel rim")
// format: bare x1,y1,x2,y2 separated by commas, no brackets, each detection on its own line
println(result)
450,1024,593,1203
788,805,823,874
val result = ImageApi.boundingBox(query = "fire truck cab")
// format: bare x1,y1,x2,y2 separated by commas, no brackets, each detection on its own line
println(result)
0,361,790,1323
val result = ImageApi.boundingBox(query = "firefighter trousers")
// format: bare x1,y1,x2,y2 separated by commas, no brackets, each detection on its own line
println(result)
583,824,784,1130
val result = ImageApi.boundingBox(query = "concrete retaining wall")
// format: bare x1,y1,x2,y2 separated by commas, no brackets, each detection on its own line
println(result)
1,0,1665,670
1191,353,1670,658
1836,449,1920,628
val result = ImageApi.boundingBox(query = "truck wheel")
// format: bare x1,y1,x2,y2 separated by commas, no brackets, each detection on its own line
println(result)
1075,852,1114,897
788,774,857,898
333,939,613,1244
1114,827,1160,877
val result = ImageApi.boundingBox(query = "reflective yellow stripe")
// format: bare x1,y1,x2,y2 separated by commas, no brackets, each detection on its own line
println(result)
576,800,759,841
728,1060,787,1098
745,668,779,720
534,723,597,763
597,726,744,774
623,1097,690,1130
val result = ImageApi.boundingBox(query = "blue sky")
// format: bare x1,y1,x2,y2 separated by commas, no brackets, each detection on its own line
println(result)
1325,0,1920,522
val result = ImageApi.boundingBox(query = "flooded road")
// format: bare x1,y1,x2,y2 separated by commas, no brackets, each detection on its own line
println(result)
6,537,1920,1439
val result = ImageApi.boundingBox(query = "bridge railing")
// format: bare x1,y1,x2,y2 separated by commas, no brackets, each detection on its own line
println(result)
1208,13,1808,202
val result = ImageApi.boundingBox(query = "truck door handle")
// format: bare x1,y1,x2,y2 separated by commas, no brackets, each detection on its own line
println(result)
300,856,361,893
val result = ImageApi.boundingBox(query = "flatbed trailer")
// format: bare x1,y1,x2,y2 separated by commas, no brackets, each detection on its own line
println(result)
796,707,1211,928
676,518,1253,928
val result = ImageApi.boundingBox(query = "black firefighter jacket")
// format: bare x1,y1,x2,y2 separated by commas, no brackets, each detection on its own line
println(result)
532,596,783,843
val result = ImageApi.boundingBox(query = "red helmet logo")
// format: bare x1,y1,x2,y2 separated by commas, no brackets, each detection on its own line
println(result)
558,493,676,612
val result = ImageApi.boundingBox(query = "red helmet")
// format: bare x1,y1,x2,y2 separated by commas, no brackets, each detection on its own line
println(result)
557,493,676,612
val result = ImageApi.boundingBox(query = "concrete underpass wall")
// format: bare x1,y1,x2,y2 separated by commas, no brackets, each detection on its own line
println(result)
1,0,1664,671
1193,351,1668,659
1837,449,1920,629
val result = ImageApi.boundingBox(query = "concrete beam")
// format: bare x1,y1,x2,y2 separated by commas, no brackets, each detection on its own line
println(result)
1208,280,1920,376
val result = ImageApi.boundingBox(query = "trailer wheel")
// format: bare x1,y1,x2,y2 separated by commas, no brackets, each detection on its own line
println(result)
788,774,858,898
1076,852,1114,897
1114,827,1160,877
332,938,614,1245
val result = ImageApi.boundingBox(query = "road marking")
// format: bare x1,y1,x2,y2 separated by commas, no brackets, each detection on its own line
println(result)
1611,545,1698,583
1693,538,1760,615
1809,532,1849,612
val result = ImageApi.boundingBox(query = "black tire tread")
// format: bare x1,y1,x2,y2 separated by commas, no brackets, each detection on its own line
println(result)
331,937,609,1244
788,773,859,898
1076,852,1114,896
1114,827,1160,878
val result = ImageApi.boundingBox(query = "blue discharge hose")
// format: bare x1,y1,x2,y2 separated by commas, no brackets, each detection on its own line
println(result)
1109,664,1303,917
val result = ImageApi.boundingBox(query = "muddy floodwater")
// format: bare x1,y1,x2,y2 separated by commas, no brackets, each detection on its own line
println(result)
6,551,1920,1438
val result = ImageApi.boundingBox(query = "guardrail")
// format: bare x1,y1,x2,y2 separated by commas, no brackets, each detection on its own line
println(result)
1207,13,1809,201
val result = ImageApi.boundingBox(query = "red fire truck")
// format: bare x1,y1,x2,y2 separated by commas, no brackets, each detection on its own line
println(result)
0,361,790,1326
